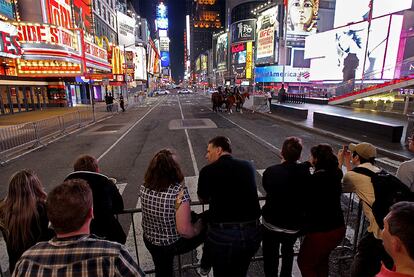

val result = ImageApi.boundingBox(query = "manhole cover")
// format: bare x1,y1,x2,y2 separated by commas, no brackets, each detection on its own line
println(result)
169,119,217,130
95,124,124,132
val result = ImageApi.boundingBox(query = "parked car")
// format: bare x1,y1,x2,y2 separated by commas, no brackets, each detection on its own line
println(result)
154,90,170,96
178,89,192,94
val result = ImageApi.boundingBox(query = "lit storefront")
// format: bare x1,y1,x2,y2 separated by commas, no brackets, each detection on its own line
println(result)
0,20,50,114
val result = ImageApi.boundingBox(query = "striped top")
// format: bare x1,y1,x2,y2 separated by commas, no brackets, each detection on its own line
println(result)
12,235,144,277
140,183,190,246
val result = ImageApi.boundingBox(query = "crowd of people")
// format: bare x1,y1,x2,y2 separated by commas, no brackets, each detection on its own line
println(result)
1,136,414,277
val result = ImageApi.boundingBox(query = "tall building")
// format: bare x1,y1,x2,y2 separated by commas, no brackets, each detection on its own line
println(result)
92,0,118,44
188,0,225,74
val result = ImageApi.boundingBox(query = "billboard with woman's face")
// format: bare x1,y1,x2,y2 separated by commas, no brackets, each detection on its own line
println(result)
287,0,319,35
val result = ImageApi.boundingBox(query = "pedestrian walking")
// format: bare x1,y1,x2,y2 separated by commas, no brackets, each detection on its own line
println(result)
197,136,261,276
104,93,110,112
278,84,286,103
266,90,273,113
119,94,125,112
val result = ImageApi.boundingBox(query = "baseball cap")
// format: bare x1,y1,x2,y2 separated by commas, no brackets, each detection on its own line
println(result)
349,142,377,160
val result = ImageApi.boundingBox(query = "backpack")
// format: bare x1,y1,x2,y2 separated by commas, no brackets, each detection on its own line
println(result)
352,167,414,229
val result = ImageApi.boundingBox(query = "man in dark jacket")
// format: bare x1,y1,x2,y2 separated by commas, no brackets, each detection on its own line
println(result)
197,136,261,276
65,155,126,244
262,137,310,277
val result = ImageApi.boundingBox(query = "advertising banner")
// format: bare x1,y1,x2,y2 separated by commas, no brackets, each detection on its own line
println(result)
246,42,253,79
201,54,207,71
231,43,246,79
215,32,228,72
14,22,78,51
256,7,278,65
46,0,72,29
161,51,170,67
156,2,168,30
255,65,310,83
0,0,14,19
0,21,21,58
134,46,146,80
117,11,135,47
287,0,318,35
160,37,170,52
73,0,93,35
231,19,256,44
85,40,108,62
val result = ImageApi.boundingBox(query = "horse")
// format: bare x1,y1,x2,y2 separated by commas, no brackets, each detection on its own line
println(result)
212,92,225,112
225,92,250,113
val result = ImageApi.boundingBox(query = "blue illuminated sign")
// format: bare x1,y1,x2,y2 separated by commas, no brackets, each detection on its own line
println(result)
161,51,170,67
0,0,14,19
255,65,310,83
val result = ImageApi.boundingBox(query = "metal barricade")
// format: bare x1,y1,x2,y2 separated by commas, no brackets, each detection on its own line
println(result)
0,108,109,164
117,195,365,276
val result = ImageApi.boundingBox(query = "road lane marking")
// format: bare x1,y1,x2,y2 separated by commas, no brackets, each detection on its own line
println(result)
97,99,163,162
207,106,282,157
177,96,199,175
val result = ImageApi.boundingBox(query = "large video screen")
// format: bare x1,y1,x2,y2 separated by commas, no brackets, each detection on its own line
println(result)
334,0,411,28
305,15,403,81
287,0,319,35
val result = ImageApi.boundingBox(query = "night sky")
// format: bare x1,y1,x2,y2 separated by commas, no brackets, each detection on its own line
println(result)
135,0,186,83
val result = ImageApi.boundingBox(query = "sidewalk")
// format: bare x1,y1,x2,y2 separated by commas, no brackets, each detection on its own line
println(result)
253,100,413,160
0,105,96,127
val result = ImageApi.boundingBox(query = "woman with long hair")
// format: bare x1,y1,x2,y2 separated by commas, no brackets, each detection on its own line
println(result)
141,149,205,277
298,144,345,277
0,170,53,272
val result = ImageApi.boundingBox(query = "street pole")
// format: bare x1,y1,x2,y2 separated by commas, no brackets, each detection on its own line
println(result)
282,1,288,87
89,80,95,121
360,0,373,90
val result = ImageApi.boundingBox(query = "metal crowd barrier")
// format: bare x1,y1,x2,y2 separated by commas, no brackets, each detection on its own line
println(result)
0,104,120,165
283,93,306,104
117,194,365,276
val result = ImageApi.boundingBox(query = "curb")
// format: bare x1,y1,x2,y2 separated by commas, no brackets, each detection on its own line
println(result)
245,107,411,161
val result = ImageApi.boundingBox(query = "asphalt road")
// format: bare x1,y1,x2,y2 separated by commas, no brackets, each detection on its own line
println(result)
0,90,402,275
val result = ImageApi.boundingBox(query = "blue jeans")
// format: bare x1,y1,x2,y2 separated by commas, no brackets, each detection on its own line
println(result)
205,224,261,277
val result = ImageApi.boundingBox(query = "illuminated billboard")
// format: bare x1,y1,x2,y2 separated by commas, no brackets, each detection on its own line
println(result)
73,0,92,34
134,46,146,80
256,7,278,65
231,19,256,44
255,65,311,83
117,11,136,46
161,51,170,67
156,2,168,30
305,15,403,81
334,0,412,28
215,32,228,72
46,0,72,29
287,0,318,35
0,0,14,19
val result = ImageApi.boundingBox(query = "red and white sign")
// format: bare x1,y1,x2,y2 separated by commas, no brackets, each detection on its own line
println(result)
0,21,22,58
46,0,72,29
85,40,107,61
14,23,77,50
231,43,245,53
